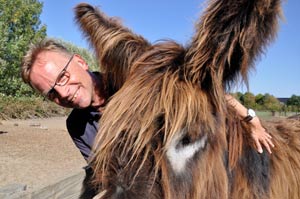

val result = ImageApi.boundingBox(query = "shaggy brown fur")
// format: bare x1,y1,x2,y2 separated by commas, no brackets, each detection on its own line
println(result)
74,0,300,198
75,4,151,96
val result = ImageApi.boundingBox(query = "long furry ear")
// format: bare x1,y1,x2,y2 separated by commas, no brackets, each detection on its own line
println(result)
185,0,283,90
74,3,151,94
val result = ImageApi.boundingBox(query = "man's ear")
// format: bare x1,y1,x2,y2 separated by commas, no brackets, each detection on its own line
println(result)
74,54,89,70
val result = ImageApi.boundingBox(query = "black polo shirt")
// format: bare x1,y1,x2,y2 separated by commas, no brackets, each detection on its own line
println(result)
66,106,100,161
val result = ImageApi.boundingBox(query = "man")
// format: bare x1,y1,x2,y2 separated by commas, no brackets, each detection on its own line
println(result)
21,39,107,161
21,39,274,161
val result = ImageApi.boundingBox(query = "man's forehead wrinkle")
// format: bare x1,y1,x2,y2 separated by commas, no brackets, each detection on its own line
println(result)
32,58,50,75
34,52,59,74
29,54,58,91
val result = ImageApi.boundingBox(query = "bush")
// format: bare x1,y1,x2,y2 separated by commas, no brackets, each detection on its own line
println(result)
0,95,70,119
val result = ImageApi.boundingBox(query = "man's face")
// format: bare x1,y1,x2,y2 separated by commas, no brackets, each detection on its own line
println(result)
29,51,94,108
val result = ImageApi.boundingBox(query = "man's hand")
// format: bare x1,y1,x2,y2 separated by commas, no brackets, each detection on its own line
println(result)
249,117,274,154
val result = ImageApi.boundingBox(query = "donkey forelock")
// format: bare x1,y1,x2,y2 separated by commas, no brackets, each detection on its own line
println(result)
89,42,228,198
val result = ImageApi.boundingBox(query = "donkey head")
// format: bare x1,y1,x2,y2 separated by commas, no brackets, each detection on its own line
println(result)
75,0,282,198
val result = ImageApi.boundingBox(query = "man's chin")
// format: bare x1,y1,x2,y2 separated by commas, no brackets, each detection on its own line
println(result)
73,102,90,109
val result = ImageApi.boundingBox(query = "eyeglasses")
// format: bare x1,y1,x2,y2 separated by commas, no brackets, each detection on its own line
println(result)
45,54,74,100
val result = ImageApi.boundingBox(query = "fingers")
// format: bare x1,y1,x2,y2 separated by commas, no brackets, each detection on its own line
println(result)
263,131,275,148
262,139,272,154
260,135,274,154
249,119,275,154
266,133,272,139
255,140,263,154
254,132,274,154
266,136,275,148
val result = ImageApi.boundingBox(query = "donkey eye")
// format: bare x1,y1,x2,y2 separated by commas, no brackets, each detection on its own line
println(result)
167,132,208,174
178,135,191,148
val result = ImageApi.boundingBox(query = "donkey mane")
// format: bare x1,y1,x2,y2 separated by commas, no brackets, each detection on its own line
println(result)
225,109,300,199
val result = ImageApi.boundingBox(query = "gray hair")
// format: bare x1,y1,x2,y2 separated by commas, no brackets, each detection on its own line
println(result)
21,39,72,84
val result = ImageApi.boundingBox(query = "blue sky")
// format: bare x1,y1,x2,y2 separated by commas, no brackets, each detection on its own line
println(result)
40,0,299,97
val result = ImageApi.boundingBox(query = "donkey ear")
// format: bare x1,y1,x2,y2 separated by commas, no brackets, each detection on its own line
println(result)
74,3,151,93
185,0,282,90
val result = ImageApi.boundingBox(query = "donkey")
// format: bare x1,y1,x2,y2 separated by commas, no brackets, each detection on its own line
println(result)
75,0,300,198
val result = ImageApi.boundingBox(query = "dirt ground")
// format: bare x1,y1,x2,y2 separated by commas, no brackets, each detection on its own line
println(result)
0,117,87,194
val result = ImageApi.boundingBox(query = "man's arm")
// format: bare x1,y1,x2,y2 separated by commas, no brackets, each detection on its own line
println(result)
225,94,274,154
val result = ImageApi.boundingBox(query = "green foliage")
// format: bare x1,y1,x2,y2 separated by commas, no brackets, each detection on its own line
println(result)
240,92,256,108
287,95,300,106
0,94,69,119
231,92,285,112
232,92,243,100
287,95,300,112
0,0,46,96
261,93,282,111
255,93,264,105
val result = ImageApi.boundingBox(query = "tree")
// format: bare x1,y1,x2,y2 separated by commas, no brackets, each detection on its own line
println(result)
262,93,282,112
240,92,256,108
255,93,264,105
287,95,300,113
0,0,46,96
255,93,264,110
232,91,243,101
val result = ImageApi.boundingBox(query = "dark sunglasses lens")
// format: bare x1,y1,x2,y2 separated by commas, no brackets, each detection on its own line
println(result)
46,88,56,100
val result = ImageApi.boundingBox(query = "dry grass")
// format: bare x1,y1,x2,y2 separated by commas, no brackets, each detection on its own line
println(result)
0,95,70,120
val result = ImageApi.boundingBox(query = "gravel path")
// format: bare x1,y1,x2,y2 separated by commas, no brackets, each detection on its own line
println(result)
0,117,87,194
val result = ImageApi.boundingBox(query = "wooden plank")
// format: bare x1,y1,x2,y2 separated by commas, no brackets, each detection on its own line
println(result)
31,170,86,199
0,184,27,199
5,170,87,199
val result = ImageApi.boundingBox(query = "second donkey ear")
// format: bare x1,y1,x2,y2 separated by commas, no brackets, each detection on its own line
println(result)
74,3,151,94
184,0,282,91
